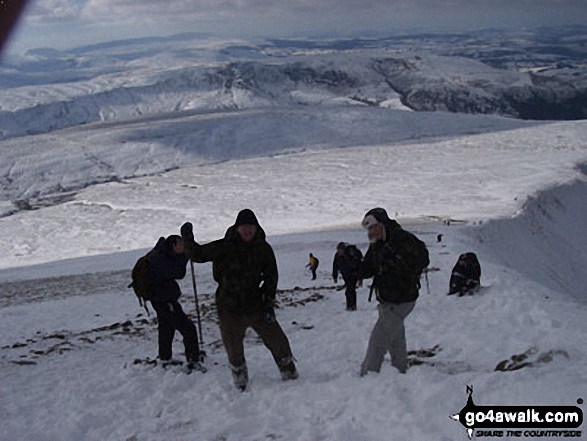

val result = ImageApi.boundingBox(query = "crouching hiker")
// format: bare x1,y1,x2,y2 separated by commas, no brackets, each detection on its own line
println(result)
358,208,429,375
181,209,298,391
149,235,206,372
448,252,481,296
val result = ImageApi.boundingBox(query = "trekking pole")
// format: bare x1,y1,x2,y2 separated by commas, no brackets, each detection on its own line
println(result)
190,261,204,346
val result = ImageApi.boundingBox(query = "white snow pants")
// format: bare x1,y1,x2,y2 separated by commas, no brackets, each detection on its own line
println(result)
360,300,416,375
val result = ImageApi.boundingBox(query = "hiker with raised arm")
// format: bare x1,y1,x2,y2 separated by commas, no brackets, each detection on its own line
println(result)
181,209,298,391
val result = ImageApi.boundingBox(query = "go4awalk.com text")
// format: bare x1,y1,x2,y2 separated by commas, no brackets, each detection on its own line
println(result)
451,386,583,439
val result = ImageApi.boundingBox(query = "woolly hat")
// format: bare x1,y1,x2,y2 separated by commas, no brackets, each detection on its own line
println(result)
337,242,347,250
234,209,259,227
361,207,391,229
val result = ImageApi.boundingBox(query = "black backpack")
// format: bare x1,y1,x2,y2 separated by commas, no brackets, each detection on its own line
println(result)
344,244,363,270
128,250,156,314
395,230,429,277
411,234,429,276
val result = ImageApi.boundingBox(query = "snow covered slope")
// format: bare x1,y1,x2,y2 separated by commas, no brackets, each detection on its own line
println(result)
1,27,587,441
1,183,586,440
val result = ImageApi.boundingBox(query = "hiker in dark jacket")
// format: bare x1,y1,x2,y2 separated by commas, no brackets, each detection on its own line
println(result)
358,208,429,375
448,253,481,296
149,235,204,370
332,242,363,311
181,209,297,391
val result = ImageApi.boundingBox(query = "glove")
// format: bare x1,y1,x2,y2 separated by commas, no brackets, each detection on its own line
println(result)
180,222,194,241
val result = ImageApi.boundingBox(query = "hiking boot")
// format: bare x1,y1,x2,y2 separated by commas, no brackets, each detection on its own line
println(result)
160,358,183,368
278,357,299,381
186,361,208,374
188,351,207,364
281,368,299,381
230,363,248,391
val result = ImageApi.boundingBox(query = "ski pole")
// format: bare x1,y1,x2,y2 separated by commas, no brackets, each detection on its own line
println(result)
190,260,204,346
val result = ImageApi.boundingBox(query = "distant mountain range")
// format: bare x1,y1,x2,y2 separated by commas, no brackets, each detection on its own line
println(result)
0,26,585,139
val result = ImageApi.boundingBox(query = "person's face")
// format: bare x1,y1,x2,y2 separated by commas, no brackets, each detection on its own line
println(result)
367,223,385,242
237,224,257,243
173,238,185,254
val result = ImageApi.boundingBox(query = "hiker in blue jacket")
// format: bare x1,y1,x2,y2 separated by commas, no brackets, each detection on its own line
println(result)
149,235,204,370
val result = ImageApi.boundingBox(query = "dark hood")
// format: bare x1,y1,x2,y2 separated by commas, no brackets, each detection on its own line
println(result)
224,209,266,243
364,207,402,234
224,224,267,243
153,237,170,254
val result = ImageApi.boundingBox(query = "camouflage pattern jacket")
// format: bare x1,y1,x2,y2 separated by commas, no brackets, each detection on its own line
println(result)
184,226,278,315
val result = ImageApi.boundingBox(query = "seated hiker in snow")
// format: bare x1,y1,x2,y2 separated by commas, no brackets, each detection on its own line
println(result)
306,253,319,280
332,242,363,311
181,209,298,391
149,235,205,371
448,252,481,296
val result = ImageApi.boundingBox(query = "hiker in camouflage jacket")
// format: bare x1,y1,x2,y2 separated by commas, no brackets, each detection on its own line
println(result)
181,209,297,391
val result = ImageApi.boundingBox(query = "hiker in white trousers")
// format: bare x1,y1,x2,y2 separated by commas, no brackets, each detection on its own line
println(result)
358,208,429,375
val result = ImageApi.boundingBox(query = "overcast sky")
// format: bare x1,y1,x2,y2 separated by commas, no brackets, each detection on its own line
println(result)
5,0,587,54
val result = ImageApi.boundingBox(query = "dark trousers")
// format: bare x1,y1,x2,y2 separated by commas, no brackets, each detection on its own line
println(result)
151,301,200,362
218,309,294,371
310,268,317,280
344,276,358,309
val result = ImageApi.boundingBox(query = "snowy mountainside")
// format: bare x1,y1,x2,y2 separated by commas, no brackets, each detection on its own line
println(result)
0,105,534,210
1,27,587,140
470,168,587,302
0,27,587,441
1,182,586,440
0,116,585,271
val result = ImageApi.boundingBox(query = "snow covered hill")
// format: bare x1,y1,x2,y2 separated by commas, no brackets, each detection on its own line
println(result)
1,26,587,441
1,178,586,441
1,27,587,141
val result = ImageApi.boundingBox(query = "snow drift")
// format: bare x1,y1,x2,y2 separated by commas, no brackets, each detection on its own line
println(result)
469,165,587,302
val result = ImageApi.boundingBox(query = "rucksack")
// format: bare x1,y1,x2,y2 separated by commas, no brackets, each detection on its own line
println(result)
344,244,363,270
411,234,430,276
128,250,156,314
396,231,429,276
